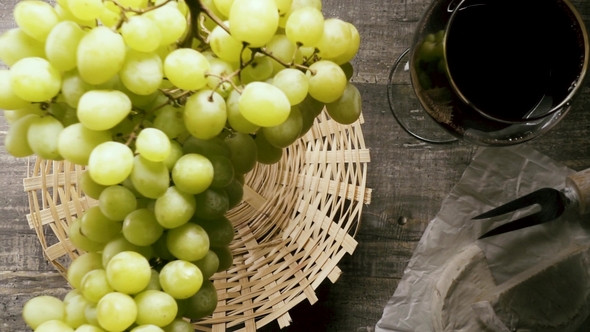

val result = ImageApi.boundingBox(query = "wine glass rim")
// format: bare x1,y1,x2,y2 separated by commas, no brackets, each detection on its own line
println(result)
444,0,590,124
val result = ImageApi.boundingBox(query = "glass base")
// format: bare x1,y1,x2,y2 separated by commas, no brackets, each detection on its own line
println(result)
387,48,458,144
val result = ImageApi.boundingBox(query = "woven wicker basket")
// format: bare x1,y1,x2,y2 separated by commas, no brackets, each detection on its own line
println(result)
23,111,372,331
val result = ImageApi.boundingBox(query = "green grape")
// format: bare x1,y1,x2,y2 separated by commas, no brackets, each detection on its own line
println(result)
298,93,325,116
136,128,171,162
275,0,293,14
226,89,260,134
166,223,209,262
154,186,197,229
238,82,291,127
106,251,152,294
208,155,234,188
163,140,183,170
151,232,176,261
184,90,227,140
153,105,186,140
116,81,160,109
96,292,138,332
88,142,134,186
134,290,178,327
118,0,149,9
120,50,163,96
223,178,244,209
209,22,243,63
58,123,112,166
14,0,59,41
272,68,309,105
182,136,231,158
200,0,225,30
69,0,104,21
45,21,85,70
163,48,210,90
98,186,138,221
102,235,153,268
80,206,122,243
99,1,122,28
34,320,74,332
224,132,257,174
145,5,187,46
205,57,237,98
77,90,132,131
4,113,39,158
0,28,45,66
130,325,165,332
159,260,204,299
64,289,83,304
193,216,234,247
263,106,302,148
325,83,362,125
61,70,93,108
64,292,92,328
54,3,98,27
184,279,217,320
298,100,316,137
142,269,162,292
285,7,324,46
229,0,279,47
22,296,65,330
68,218,106,253
314,18,351,59
77,26,126,85
265,34,299,75
123,208,164,246
67,252,103,289
50,102,78,127
0,69,29,110
254,130,283,164
240,56,273,84
191,250,220,280
121,15,162,53
79,171,108,200
80,269,114,303
75,324,105,332
331,23,361,65
10,57,62,102
130,155,170,199
340,62,354,81
194,187,229,220
213,0,233,17
162,318,194,332
171,154,214,195
306,60,347,103
210,245,233,271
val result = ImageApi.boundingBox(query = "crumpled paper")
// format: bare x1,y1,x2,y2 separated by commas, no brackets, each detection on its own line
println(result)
375,144,590,332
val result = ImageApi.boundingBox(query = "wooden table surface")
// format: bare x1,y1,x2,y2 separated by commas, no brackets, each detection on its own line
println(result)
2,0,590,331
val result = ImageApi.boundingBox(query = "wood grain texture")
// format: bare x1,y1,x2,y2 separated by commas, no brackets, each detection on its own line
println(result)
1,0,590,331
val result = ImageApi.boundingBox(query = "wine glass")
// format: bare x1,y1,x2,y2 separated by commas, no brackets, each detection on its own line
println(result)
388,0,589,146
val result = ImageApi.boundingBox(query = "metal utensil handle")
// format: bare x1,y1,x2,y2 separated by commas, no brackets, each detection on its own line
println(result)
566,168,590,214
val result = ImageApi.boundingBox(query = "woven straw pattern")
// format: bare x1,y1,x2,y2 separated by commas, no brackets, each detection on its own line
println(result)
23,111,372,331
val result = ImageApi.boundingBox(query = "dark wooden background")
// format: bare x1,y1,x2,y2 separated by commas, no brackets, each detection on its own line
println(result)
2,0,590,331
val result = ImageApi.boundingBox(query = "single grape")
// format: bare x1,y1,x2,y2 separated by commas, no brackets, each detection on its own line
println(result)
120,50,163,96
226,89,260,134
13,0,59,41
79,171,108,200
79,206,122,243
130,155,170,199
224,132,258,174
67,252,104,290
121,15,162,53
134,290,178,327
88,142,134,186
162,318,194,332
209,22,245,63
208,155,235,188
183,280,217,320
265,34,299,75
123,208,164,246
163,48,210,90
314,18,352,59
330,23,361,65
64,292,92,328
142,269,162,292
55,3,98,27
153,105,186,140
238,82,291,127
98,185,138,221
213,0,234,17
10,57,62,102
306,60,347,103
145,5,187,46
163,140,183,171
75,324,105,332
0,69,29,110
33,320,74,332
240,56,274,84
194,187,230,220
184,90,227,140
106,251,152,294
254,130,283,165
325,83,362,125
275,0,293,15
77,90,132,131
96,292,138,332
222,178,245,209
272,68,309,105
80,269,114,303
192,216,234,247
130,325,165,332
101,235,153,268
154,186,197,229
210,245,233,272
69,0,104,21
166,223,210,262
77,26,126,85
4,113,39,158
263,106,302,148
171,154,214,195
229,0,279,47
58,123,112,166
0,28,45,66
61,70,94,108
22,296,65,330
285,7,324,46
68,218,106,253
182,136,231,159
159,260,204,299
136,128,171,162
191,250,220,280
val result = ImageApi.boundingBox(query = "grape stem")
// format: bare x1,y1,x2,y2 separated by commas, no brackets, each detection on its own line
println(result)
255,47,315,74
108,0,175,30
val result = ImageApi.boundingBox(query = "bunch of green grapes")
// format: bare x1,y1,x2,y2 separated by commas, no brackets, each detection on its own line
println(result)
2,0,362,330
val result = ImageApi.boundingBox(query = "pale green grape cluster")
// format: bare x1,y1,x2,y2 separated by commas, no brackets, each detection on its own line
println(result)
3,0,363,329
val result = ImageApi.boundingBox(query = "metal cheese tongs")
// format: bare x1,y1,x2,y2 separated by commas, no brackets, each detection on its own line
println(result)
473,168,590,239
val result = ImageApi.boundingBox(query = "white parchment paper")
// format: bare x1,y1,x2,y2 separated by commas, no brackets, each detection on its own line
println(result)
375,145,590,332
